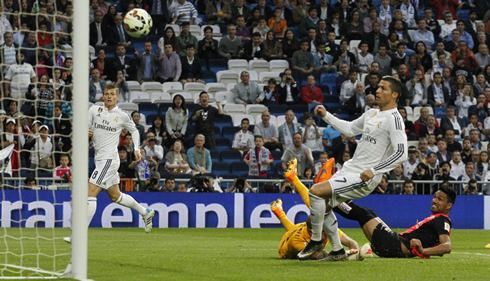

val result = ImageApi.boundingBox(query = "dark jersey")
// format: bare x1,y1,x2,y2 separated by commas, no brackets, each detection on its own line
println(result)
399,213,452,251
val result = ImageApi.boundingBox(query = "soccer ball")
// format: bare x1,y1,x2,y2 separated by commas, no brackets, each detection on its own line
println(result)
347,243,373,261
124,8,152,38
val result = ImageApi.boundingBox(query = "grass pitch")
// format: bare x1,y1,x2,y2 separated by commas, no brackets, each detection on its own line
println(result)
2,228,490,280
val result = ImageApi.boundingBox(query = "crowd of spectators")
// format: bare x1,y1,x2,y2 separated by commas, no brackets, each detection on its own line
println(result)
2,0,490,193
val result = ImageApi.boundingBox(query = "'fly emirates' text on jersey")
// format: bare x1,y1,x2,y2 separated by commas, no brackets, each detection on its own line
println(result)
88,105,140,161
323,108,407,175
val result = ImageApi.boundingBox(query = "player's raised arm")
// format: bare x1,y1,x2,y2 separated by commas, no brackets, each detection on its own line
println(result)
315,105,366,137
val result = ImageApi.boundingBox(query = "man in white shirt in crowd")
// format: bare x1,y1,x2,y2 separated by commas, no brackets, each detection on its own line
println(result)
440,12,456,40
449,150,465,179
4,51,37,102
254,110,281,151
143,131,164,163
278,110,302,150
340,70,359,104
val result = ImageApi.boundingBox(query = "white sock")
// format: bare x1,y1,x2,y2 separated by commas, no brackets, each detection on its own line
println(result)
309,192,326,242
116,193,147,216
87,197,97,228
323,211,343,252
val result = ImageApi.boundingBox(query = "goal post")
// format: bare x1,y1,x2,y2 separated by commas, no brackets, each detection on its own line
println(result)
70,0,89,279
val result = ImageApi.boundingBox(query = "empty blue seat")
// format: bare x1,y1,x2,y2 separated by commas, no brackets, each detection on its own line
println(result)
222,126,239,143
138,103,159,117
457,10,470,20
202,70,217,83
434,107,447,119
230,161,249,176
208,58,228,73
211,150,220,162
215,137,231,151
215,114,233,131
220,150,243,164
212,162,231,177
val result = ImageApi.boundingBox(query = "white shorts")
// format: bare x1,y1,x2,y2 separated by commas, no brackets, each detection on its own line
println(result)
327,170,382,207
89,159,120,190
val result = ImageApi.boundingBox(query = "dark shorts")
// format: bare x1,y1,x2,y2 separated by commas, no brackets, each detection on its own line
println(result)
371,223,407,258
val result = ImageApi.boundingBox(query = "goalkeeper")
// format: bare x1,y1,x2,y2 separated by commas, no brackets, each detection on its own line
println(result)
273,158,363,259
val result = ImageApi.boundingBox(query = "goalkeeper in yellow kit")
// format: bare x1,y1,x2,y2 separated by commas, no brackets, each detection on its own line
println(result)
273,158,363,259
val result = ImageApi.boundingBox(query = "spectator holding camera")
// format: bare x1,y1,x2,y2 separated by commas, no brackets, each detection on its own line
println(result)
227,177,255,193
411,162,432,195
190,175,220,192
244,135,273,177
165,140,191,174
280,181,295,194
457,161,480,194
434,161,456,193
463,179,479,195
388,164,409,194
143,131,164,163
146,171,163,192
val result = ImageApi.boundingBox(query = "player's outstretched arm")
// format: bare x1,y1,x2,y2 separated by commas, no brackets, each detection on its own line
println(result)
340,232,359,251
315,105,366,137
410,235,451,257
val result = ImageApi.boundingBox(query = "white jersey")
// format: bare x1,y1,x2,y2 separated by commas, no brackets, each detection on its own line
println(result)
88,104,140,161
323,108,407,176
403,159,419,178
232,130,254,149
4,63,36,98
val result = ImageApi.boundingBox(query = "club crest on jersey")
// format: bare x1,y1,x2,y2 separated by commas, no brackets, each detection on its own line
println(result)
377,122,382,128
114,117,119,122
98,107,103,113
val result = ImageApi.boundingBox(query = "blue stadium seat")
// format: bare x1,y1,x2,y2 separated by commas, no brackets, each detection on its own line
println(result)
146,114,158,125
202,70,217,83
324,95,340,103
222,126,238,143
211,150,220,162
275,162,285,176
434,107,447,119
215,137,231,151
268,104,288,115
230,161,249,177
214,126,221,136
138,103,159,117
158,103,172,115
289,27,300,40
220,150,243,164
457,10,470,20
208,58,228,73
215,114,233,132
212,162,231,177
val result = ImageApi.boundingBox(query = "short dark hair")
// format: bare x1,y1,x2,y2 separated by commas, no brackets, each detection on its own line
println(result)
203,26,213,33
252,32,261,38
181,21,190,27
186,44,194,50
437,185,457,205
381,76,403,102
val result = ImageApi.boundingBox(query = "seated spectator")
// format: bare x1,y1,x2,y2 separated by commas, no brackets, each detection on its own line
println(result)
334,62,350,95
254,110,281,151
414,106,432,138
227,177,255,193
315,41,335,73
414,19,435,51
145,171,163,192
343,10,364,41
187,134,212,174
302,112,322,152
278,110,302,150
179,45,204,85
449,150,465,179
392,19,413,49
475,44,490,72
198,26,220,62
347,82,368,116
402,179,416,194
476,151,489,178
464,114,484,140
340,70,359,104
397,107,416,140
243,135,274,177
110,14,132,47
131,111,145,142
232,118,255,153
431,41,453,68
262,78,281,105
388,164,409,194
419,115,442,139
165,140,191,174
156,43,182,83
468,93,488,123
112,44,136,81
24,176,38,190
354,41,373,73
148,115,170,149
233,71,265,105
333,40,356,71
463,178,480,195
114,70,130,102
253,16,271,42
402,146,420,178
436,138,452,163
177,182,188,192
469,128,483,150
230,0,250,25
445,129,463,153
373,44,392,76
263,30,283,61
281,133,314,175
411,162,432,194
4,51,37,103
440,105,465,138
300,74,323,104
162,178,176,192
246,7,262,32
452,41,478,71
205,0,232,29
176,0,199,25
158,27,179,56
428,72,451,108
427,134,439,153
165,94,188,147
278,69,299,105
243,32,266,61
235,15,251,44
331,134,357,161
363,7,384,34
291,39,315,85
53,154,72,181
299,7,317,38
91,49,113,81
282,28,299,62
177,22,199,57
218,24,244,59
457,161,481,194
143,131,164,163
117,146,133,179
372,174,391,194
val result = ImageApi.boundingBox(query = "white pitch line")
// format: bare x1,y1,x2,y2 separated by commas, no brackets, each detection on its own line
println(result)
452,251,490,257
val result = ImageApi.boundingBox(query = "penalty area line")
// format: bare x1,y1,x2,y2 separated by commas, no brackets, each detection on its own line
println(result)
452,251,490,257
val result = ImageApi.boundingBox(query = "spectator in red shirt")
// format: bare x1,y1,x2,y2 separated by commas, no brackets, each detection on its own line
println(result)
300,74,324,104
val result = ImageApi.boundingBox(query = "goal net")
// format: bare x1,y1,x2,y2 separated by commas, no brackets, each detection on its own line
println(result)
0,1,87,279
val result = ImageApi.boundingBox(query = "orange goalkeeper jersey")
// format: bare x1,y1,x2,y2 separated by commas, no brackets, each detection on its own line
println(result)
278,223,344,259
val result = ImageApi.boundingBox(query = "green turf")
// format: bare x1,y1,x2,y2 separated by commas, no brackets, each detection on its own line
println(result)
1,228,490,280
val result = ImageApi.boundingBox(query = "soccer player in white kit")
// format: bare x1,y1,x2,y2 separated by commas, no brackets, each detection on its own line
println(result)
64,84,154,243
296,76,408,261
